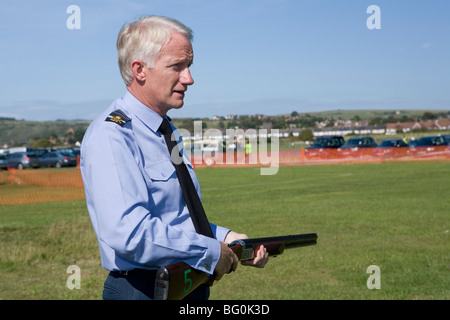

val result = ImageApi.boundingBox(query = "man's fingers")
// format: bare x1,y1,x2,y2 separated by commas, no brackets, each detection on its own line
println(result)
214,242,239,280
241,245,269,268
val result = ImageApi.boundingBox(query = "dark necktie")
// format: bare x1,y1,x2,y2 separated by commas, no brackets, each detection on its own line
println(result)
158,118,214,238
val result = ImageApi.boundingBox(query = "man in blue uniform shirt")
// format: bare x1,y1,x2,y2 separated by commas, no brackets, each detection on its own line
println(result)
80,15,268,300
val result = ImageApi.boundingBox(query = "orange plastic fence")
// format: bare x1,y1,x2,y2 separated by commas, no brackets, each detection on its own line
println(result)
302,145,450,163
0,169,85,205
0,146,448,205
193,146,450,167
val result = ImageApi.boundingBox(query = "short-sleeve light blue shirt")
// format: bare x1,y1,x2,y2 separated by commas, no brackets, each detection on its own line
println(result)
80,91,229,275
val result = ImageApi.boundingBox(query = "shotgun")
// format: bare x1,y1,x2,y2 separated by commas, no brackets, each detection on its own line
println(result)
154,233,318,300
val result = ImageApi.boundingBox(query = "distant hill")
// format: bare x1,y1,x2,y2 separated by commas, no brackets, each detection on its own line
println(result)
0,119,91,147
291,109,449,121
1,109,448,147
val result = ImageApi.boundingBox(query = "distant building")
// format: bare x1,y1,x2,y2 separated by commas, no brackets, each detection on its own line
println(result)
385,118,450,134
385,122,421,134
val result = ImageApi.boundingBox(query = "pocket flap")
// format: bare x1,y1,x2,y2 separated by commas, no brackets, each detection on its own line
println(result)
145,160,175,181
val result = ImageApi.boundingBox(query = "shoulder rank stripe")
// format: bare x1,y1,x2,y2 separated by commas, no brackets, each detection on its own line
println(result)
105,109,131,127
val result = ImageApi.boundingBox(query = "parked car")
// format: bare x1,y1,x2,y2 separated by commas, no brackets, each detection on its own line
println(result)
443,134,450,145
37,151,77,168
408,139,420,147
305,136,345,159
376,139,410,158
57,147,80,156
7,152,40,169
339,136,377,149
0,154,8,169
338,136,378,158
413,135,446,147
377,139,409,148
409,135,447,157
307,136,345,149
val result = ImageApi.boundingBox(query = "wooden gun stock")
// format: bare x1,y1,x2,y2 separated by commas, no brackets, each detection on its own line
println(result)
154,233,317,300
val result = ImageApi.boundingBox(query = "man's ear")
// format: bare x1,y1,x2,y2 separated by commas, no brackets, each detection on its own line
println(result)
130,60,146,82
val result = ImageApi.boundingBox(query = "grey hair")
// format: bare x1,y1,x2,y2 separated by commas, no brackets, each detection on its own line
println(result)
117,15,193,85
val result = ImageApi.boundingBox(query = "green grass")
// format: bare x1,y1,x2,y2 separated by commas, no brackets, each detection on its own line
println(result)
199,162,449,299
0,201,106,299
0,162,449,299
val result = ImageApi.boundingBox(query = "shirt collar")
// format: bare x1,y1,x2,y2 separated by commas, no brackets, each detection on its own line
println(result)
121,90,166,133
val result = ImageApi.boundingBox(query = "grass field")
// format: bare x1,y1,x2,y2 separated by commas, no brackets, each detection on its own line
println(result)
0,161,449,300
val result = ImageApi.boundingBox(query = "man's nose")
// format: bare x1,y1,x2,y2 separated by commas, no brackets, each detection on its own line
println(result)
180,67,194,85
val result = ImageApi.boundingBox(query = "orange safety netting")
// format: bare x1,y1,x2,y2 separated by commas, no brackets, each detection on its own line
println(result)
193,146,450,167
0,146,448,205
0,169,85,205
301,145,450,164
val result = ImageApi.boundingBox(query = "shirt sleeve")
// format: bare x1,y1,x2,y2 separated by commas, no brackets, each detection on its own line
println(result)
81,122,221,274
210,223,230,242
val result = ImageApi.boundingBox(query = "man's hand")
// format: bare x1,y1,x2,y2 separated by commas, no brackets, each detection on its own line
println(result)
241,244,269,268
214,242,239,280
224,231,248,244
224,231,269,269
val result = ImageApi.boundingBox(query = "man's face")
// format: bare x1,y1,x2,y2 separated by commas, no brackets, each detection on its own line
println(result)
142,32,194,115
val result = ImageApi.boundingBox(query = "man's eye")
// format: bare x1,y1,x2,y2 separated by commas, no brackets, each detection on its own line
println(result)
171,64,182,71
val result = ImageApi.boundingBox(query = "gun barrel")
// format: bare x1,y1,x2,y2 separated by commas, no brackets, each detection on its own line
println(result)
230,233,317,260
284,233,318,248
240,233,317,248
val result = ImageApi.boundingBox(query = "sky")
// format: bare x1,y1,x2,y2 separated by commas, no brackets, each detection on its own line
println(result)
0,0,449,121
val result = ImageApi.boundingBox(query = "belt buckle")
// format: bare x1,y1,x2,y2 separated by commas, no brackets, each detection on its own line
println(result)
114,270,129,276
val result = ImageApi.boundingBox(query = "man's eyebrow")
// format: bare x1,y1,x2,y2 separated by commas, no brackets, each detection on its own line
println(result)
168,56,193,66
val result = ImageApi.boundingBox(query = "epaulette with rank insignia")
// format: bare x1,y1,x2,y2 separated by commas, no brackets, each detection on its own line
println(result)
105,109,130,127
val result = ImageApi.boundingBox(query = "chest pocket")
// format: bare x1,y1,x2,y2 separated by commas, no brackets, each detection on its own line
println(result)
145,159,176,181
144,155,196,182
